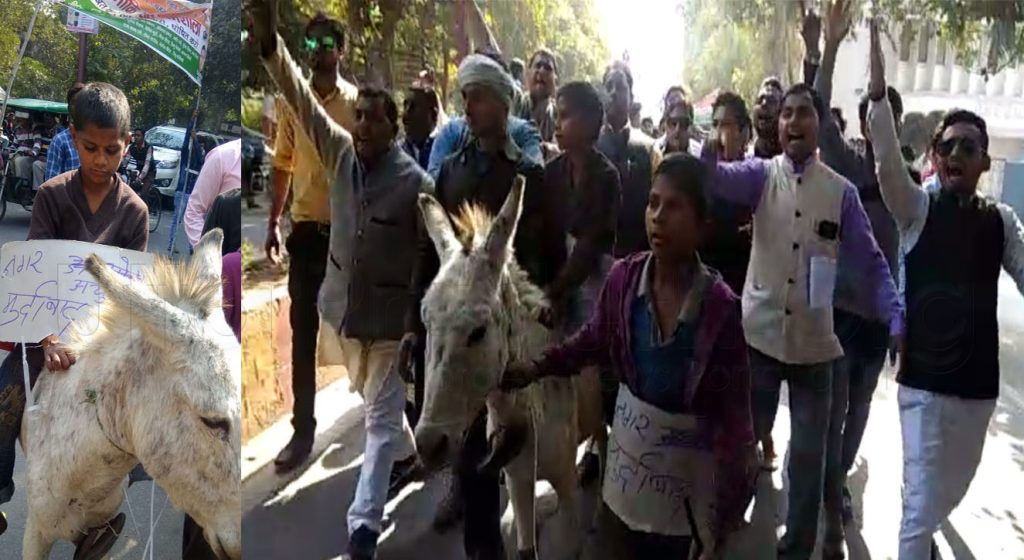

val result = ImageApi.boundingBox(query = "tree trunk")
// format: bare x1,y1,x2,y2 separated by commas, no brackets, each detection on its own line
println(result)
770,1,789,79
378,0,406,89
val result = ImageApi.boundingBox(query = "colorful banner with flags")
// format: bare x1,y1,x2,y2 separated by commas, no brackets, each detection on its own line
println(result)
62,0,212,85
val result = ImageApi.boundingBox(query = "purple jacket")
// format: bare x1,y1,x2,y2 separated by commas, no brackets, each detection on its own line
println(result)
534,252,755,538
222,251,241,341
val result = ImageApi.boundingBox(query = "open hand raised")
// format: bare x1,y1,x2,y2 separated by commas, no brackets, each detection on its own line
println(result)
247,0,279,59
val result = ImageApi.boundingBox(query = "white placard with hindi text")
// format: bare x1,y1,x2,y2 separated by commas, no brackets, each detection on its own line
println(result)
0,241,154,344
602,383,715,537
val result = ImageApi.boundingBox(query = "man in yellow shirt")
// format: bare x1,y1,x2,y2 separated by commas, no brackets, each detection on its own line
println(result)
264,12,359,473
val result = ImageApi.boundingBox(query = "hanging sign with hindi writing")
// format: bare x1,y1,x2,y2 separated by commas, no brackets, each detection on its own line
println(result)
602,383,716,537
61,0,212,84
0,240,154,344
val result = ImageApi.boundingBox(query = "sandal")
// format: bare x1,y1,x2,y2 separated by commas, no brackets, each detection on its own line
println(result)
73,512,125,560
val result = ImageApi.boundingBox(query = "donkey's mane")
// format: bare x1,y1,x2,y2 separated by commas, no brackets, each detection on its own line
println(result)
74,256,222,342
451,202,548,316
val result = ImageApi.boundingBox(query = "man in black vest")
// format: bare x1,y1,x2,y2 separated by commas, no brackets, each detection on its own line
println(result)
397,53,565,560
867,21,1024,559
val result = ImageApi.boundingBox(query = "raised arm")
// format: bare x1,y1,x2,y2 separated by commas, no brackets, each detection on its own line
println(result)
839,185,904,336
866,19,928,236
701,149,769,210
251,0,352,173
813,0,864,183
999,203,1024,296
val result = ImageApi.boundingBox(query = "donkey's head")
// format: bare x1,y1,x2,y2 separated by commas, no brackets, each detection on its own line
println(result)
83,229,240,560
414,178,527,470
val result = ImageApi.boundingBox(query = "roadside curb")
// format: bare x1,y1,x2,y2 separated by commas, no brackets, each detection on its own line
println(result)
242,374,365,515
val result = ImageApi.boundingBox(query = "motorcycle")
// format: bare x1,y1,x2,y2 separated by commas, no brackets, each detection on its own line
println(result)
0,144,38,222
119,161,162,234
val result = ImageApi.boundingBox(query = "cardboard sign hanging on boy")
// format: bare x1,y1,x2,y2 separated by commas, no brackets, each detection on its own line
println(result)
0,240,154,344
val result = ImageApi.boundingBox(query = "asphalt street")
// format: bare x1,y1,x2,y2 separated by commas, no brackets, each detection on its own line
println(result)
241,273,1024,560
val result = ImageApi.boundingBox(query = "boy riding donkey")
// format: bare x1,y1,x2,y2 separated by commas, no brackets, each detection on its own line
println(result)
0,83,149,558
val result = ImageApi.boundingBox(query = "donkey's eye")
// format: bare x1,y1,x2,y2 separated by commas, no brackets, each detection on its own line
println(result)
467,326,487,346
200,416,231,440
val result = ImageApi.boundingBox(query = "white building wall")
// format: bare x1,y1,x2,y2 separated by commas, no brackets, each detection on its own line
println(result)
828,22,1024,166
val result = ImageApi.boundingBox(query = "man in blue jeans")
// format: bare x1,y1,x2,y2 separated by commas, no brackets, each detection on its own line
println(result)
168,116,206,254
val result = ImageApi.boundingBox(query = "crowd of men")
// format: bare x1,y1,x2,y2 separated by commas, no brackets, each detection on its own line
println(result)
251,0,1024,558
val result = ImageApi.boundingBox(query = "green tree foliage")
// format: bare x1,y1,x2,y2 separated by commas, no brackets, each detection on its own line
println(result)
242,0,609,118
1,0,239,133
682,0,802,103
480,0,609,84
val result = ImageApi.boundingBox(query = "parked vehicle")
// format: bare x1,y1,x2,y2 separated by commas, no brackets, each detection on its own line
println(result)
145,124,223,198
0,98,68,221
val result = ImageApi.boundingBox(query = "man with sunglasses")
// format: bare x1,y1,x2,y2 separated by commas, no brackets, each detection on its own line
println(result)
266,12,360,474
866,21,1024,560
655,98,701,158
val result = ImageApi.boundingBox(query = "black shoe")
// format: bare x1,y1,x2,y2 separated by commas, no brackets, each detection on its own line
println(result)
476,418,529,475
387,455,420,501
347,525,379,560
73,512,125,560
274,432,313,474
577,452,600,488
432,478,464,534
841,484,854,524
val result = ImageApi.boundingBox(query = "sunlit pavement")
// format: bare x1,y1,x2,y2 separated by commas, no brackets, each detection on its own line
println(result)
242,274,1024,560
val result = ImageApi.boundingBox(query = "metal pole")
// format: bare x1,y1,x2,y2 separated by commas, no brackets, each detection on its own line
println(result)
0,0,45,119
77,33,88,83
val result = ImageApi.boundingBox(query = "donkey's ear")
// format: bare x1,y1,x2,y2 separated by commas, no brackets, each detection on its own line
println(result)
85,253,193,344
192,228,224,283
483,175,525,263
419,193,459,262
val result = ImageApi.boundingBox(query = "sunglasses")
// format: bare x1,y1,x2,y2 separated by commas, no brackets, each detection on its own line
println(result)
935,136,983,158
666,117,691,129
304,35,337,52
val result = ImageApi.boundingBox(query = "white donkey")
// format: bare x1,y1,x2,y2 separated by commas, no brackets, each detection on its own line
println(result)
413,179,604,560
21,229,241,560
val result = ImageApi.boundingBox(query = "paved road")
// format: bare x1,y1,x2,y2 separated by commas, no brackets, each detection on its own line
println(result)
0,200,188,558
242,274,1024,560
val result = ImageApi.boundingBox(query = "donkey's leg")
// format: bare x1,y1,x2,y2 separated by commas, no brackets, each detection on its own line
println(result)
505,453,538,560
22,516,54,560
551,468,584,560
